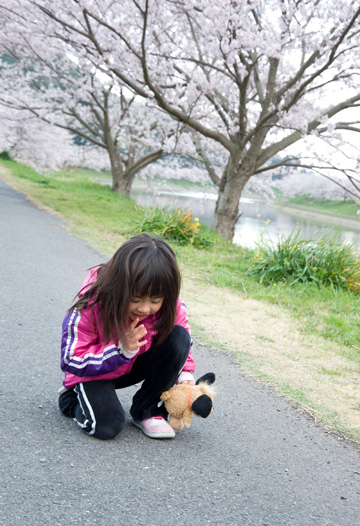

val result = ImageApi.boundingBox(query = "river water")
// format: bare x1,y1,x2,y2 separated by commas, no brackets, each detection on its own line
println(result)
131,186,360,249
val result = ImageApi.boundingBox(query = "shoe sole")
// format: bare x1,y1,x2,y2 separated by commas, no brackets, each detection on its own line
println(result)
132,419,175,439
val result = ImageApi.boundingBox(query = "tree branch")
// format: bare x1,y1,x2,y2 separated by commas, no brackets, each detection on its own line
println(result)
134,1,235,153
122,149,164,179
190,129,221,187
257,92,360,167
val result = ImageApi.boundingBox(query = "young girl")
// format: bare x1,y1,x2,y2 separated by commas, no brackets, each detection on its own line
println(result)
59,233,195,440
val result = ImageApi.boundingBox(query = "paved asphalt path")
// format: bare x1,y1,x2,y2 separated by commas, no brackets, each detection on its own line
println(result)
0,176,359,526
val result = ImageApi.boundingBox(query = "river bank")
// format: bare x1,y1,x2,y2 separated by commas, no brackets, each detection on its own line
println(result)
92,172,360,233
271,201,360,230
131,178,360,249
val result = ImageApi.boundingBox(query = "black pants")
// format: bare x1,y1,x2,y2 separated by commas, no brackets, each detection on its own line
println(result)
59,325,191,440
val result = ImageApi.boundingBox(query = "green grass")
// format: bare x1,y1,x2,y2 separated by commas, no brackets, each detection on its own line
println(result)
276,195,360,217
2,159,360,361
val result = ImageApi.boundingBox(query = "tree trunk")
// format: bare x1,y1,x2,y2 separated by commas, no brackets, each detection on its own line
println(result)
214,159,250,239
112,173,133,195
108,143,164,197
108,146,131,196
112,169,133,195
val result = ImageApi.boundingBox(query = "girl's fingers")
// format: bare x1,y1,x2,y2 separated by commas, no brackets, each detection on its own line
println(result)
130,317,140,329
126,322,147,339
136,327,147,338
125,321,148,351
128,328,147,342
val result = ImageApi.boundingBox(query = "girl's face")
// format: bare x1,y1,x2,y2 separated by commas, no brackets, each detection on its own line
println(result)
128,296,164,322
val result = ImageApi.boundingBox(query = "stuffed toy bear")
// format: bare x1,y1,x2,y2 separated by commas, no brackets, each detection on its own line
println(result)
160,373,215,430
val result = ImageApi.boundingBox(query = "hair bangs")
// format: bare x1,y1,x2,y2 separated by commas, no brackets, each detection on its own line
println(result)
131,254,166,299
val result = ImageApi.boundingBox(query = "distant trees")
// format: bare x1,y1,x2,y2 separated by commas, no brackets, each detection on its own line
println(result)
274,170,360,203
0,106,78,171
1,1,360,236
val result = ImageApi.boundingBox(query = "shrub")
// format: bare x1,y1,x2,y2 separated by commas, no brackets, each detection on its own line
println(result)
133,205,213,248
0,150,12,160
247,229,360,294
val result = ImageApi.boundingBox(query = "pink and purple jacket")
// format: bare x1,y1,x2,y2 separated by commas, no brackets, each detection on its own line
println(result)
60,269,195,389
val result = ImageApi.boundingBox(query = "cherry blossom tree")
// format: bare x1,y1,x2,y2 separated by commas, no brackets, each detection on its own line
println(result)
1,0,360,236
0,9,179,195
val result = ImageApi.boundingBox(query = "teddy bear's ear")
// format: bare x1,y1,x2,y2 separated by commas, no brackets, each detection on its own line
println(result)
160,390,171,401
192,394,213,418
196,372,215,385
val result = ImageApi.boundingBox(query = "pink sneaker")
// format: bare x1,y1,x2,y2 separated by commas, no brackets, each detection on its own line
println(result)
132,416,175,439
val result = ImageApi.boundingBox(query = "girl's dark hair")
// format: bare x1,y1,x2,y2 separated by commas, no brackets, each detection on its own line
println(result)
71,234,181,344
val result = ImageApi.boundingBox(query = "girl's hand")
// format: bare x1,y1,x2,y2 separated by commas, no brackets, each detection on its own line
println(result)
124,318,148,352
180,380,195,385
